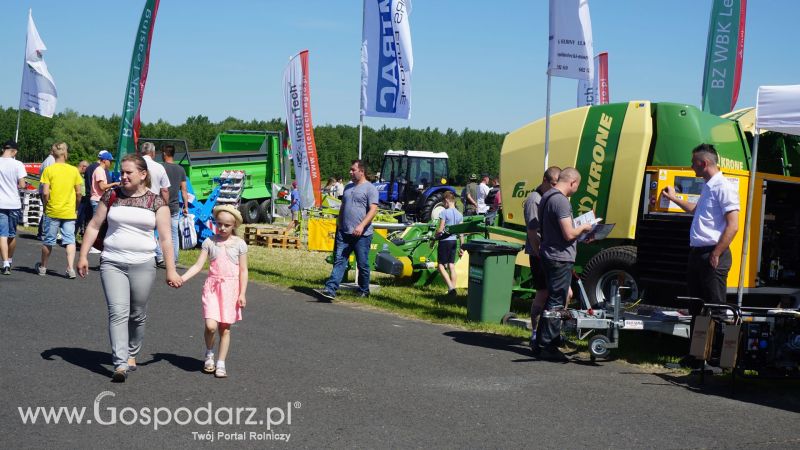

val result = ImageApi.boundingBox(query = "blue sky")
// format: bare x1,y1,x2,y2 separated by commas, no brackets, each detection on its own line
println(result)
0,1,796,133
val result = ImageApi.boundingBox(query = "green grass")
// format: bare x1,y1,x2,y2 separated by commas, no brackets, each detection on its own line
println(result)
178,228,689,369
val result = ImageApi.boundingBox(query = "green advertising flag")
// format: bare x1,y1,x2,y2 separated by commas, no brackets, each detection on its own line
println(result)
116,0,160,160
701,0,747,116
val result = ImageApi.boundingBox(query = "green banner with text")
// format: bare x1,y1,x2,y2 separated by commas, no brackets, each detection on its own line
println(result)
116,0,160,161
701,0,746,116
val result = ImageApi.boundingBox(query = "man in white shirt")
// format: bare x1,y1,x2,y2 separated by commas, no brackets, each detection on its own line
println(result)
139,142,170,202
0,140,28,274
140,142,171,267
662,144,740,304
476,174,490,214
334,177,345,198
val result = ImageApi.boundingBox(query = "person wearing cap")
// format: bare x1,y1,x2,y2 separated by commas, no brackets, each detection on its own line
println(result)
89,150,119,216
0,140,27,275
461,173,479,216
36,142,84,279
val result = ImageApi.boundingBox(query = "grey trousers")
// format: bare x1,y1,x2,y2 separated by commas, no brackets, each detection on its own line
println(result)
100,258,156,370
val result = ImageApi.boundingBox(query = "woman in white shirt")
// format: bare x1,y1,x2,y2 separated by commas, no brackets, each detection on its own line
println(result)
77,154,182,382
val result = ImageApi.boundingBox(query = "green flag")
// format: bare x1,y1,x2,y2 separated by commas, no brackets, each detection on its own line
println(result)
116,0,160,160
701,0,746,115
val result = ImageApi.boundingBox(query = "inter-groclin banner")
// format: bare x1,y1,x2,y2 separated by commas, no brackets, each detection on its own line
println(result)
283,50,321,208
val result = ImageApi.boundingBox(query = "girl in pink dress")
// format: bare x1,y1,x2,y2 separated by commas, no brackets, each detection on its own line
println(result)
181,205,248,378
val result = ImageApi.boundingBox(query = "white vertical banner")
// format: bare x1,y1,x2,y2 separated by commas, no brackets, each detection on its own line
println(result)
283,50,322,208
361,0,414,119
577,54,599,107
548,0,594,81
19,9,57,118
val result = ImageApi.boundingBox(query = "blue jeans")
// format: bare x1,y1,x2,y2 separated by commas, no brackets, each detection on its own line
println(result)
76,198,91,234
324,231,373,294
42,216,76,246
536,256,573,350
0,209,21,238
155,213,180,263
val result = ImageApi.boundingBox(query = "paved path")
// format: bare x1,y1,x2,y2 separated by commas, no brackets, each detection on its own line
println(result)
1,234,799,448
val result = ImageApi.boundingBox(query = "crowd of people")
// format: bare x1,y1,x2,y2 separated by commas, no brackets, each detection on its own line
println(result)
2,136,740,373
461,173,502,224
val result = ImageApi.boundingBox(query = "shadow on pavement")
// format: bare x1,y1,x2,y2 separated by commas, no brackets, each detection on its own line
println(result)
141,353,202,372
444,331,598,365
651,371,800,414
443,330,535,360
289,286,332,303
40,347,113,377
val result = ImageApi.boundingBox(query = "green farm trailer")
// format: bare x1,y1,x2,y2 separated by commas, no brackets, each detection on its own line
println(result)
148,131,287,223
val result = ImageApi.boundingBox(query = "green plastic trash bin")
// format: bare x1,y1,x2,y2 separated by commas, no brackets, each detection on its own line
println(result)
461,239,523,323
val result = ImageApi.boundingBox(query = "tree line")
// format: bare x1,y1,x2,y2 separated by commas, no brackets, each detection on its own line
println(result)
0,107,505,184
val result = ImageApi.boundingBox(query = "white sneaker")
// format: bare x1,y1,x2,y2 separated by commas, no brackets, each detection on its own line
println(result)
88,247,101,254
34,262,47,276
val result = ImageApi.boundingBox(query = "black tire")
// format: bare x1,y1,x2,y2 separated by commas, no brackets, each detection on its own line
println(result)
419,191,446,223
588,334,611,360
501,312,517,325
239,200,260,224
581,245,639,307
258,199,273,224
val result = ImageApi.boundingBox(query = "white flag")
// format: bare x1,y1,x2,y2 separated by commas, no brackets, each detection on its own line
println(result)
548,0,594,81
361,0,414,119
19,10,57,118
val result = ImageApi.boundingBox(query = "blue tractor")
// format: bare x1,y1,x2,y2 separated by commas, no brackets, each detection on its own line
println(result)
374,150,456,223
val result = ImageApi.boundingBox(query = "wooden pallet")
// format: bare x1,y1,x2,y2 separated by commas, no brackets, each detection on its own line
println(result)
244,226,287,243
251,234,301,249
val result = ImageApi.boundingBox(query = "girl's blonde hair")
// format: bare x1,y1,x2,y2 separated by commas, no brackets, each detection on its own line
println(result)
213,205,243,235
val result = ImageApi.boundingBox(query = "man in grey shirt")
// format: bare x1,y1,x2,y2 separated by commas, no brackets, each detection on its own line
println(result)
523,166,561,349
160,144,189,265
535,167,594,359
316,159,379,300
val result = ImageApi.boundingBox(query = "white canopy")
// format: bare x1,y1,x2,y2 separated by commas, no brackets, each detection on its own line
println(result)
738,84,800,305
755,85,800,136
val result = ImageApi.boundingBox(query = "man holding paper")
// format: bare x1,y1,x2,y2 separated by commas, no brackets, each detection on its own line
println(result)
535,167,596,360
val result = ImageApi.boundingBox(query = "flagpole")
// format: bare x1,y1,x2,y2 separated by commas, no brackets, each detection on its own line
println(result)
358,113,364,160
737,131,760,307
14,110,22,142
544,74,552,171
15,9,32,142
